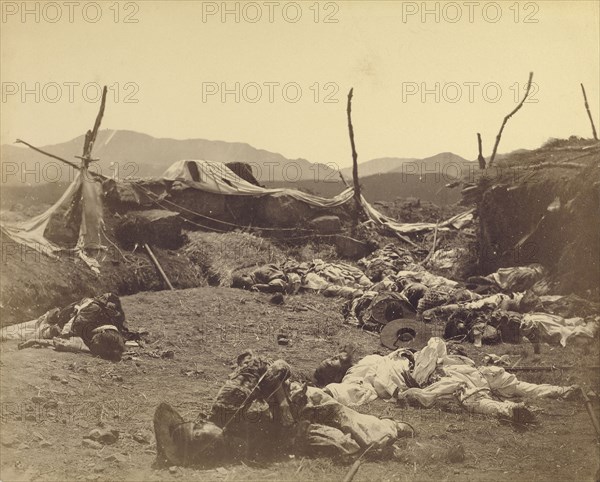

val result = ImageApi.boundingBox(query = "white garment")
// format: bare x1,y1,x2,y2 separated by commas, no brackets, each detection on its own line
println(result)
326,337,574,419
520,312,598,347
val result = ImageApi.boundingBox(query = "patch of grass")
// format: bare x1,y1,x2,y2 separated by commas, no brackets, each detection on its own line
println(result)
184,231,286,286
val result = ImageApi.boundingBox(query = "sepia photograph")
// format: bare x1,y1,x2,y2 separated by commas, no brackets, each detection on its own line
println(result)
1,1,599,480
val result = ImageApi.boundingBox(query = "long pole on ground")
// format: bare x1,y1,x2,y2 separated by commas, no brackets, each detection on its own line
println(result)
144,243,175,290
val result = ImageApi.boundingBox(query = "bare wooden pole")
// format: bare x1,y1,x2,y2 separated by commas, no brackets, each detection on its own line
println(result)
580,83,598,141
144,243,175,290
347,88,363,226
477,133,486,169
489,72,534,166
82,85,108,166
15,86,110,178
15,139,81,171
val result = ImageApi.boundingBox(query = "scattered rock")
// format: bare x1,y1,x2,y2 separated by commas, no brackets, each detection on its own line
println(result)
169,466,178,474
60,379,69,385
82,439,103,450
17,443,30,450
445,423,463,433
50,375,60,381
39,440,53,448
132,431,151,444
269,293,285,305
86,427,119,445
103,453,127,463
1,436,19,448
447,443,466,463
93,466,106,473
161,350,175,360
30,396,58,408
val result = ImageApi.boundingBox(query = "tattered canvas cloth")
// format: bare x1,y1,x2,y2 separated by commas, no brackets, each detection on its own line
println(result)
162,159,355,207
0,171,105,255
361,198,474,234
162,160,472,234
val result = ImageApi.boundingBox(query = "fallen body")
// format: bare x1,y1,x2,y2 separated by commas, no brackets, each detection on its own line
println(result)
2,293,135,361
153,350,413,467
321,338,580,421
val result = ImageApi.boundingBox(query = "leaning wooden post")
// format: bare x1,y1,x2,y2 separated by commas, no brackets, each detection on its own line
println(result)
347,88,362,227
144,243,175,290
581,83,598,141
489,72,534,166
477,133,486,170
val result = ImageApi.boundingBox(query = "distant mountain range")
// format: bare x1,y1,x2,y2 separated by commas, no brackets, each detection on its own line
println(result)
339,152,472,179
1,129,480,206
0,129,337,185
1,130,478,185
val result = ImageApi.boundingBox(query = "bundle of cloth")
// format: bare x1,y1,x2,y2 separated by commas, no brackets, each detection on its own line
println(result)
317,338,580,422
153,350,414,467
231,259,371,299
467,264,548,294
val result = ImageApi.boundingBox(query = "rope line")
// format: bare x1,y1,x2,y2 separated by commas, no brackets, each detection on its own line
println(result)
134,183,317,233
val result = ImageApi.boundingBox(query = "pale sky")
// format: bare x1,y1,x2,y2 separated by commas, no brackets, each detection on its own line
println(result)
1,0,599,168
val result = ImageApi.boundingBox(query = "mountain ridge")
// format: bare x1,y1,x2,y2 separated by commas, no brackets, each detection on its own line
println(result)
2,129,474,186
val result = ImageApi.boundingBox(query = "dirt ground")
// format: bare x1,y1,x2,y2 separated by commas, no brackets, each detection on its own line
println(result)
1,287,599,481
